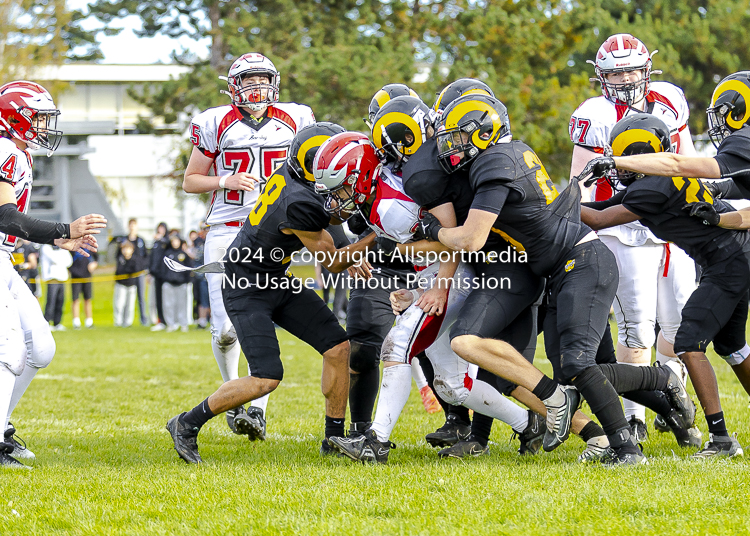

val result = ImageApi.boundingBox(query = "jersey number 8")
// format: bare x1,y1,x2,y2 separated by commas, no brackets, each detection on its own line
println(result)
247,173,287,226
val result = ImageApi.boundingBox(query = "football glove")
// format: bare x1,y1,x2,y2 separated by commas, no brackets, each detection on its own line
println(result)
420,212,443,241
682,201,720,226
346,212,369,235
375,235,398,259
576,157,616,187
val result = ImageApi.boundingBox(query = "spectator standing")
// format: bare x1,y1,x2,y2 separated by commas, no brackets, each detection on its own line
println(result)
69,250,98,329
114,242,139,327
191,225,210,329
13,239,41,300
149,222,169,331
162,234,193,332
40,244,72,330
122,218,149,325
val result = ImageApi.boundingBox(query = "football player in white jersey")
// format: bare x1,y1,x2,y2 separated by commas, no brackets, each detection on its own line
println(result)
569,34,699,442
0,81,105,468
183,53,315,439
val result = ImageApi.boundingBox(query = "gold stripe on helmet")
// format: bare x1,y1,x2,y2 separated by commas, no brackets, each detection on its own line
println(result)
462,88,490,98
611,128,663,157
374,89,391,108
372,111,424,156
297,134,331,181
711,79,750,130
409,89,419,98
443,100,503,150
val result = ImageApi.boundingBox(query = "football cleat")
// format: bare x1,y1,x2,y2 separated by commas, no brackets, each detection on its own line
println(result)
4,424,35,460
348,421,371,439
653,414,670,433
601,443,647,466
692,433,743,460
226,405,246,435
438,439,489,459
425,414,471,448
0,445,30,470
628,417,649,445
327,429,395,464
513,411,546,456
419,385,442,414
663,367,696,428
542,385,580,452
578,435,610,463
233,407,266,441
661,410,702,448
166,414,202,464
320,438,345,457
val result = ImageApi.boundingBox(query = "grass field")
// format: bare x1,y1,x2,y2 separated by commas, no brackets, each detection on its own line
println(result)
1,274,750,535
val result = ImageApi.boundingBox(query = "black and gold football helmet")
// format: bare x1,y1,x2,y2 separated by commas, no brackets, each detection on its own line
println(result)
608,113,671,187
366,83,420,129
432,78,494,124
288,122,346,182
707,71,750,147
436,94,510,173
371,95,431,169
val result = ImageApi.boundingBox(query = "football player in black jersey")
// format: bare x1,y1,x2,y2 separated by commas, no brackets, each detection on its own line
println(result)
577,71,750,199
421,94,695,465
581,114,748,458
166,123,375,464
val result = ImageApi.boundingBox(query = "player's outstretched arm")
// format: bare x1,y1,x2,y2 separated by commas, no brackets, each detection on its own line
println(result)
0,182,106,244
580,205,640,231
54,235,98,257
613,153,721,179
718,207,750,229
183,147,259,194
291,229,376,274
421,208,496,252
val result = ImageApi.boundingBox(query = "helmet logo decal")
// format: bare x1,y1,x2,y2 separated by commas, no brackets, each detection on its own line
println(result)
711,79,750,130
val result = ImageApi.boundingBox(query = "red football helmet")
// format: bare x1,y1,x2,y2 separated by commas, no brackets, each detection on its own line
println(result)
312,132,381,220
589,34,661,106
0,81,61,153
220,53,280,111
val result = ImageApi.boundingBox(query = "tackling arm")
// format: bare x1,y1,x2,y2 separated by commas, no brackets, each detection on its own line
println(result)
436,208,497,252
614,153,721,180
580,204,641,231
717,207,750,230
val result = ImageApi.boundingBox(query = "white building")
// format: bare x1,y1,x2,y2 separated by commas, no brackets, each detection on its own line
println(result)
30,63,207,242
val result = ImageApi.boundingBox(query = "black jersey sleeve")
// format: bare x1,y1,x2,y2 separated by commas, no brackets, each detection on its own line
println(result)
402,170,449,208
704,179,745,200
284,200,330,232
582,189,627,210
468,148,516,191
470,182,510,214
620,179,671,221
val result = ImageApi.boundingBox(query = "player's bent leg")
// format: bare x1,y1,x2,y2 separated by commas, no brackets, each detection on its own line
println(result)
321,341,350,420
347,341,381,433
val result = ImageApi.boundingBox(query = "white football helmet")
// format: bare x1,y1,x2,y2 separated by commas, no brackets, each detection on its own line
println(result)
588,34,662,106
220,53,280,111
0,81,61,154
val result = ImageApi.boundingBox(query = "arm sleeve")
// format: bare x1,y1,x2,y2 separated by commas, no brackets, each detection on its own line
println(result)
0,203,70,244
582,189,627,210
705,179,745,200
285,201,330,232
470,182,510,215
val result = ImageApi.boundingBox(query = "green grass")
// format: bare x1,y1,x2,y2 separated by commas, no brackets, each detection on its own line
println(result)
1,275,749,535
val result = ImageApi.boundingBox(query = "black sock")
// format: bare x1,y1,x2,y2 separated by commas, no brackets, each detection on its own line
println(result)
325,416,345,438
572,366,629,440
447,404,471,426
579,420,605,442
706,411,729,437
349,367,380,423
598,363,669,393
623,390,672,418
180,397,216,429
470,412,493,446
531,375,558,402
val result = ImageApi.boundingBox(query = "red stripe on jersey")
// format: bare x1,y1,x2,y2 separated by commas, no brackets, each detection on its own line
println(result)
268,106,297,133
368,178,414,233
217,106,243,144
647,91,678,117
595,177,613,201
615,103,629,121
463,373,473,392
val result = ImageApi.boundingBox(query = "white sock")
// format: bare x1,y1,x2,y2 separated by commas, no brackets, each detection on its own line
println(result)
655,350,688,386
410,358,428,390
0,367,17,433
249,392,270,414
463,379,529,432
211,337,241,382
370,364,412,442
85,318,94,328
72,317,81,328
6,364,40,428
622,362,648,423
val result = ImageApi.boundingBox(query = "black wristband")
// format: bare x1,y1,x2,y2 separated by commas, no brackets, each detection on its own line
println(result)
0,203,71,244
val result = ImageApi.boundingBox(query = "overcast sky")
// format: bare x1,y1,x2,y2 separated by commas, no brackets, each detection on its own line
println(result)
68,0,210,64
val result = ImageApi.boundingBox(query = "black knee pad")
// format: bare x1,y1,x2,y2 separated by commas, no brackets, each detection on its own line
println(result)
349,341,380,373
